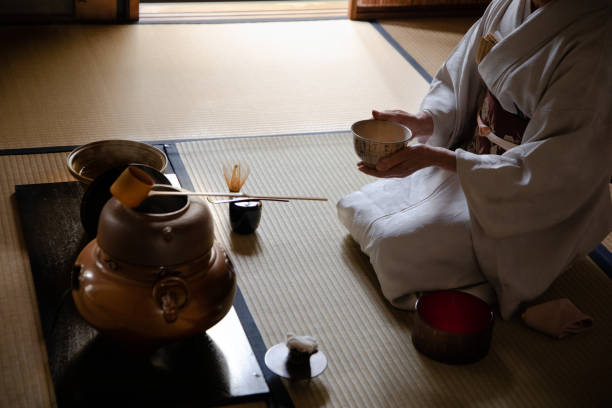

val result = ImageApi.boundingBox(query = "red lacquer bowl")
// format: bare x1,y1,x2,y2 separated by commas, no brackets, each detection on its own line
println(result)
412,290,494,365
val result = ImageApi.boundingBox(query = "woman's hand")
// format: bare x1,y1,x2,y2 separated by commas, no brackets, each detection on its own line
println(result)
372,109,434,141
358,144,457,178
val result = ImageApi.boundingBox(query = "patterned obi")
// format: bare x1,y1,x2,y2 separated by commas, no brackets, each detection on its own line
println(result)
464,90,530,155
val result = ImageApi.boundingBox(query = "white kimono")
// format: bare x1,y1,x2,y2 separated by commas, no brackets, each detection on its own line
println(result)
338,0,612,319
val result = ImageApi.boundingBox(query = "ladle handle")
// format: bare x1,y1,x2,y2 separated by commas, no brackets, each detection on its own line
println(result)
149,190,328,202
150,190,243,198
243,194,328,202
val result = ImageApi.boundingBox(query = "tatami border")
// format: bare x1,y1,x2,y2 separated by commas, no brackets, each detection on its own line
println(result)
371,21,433,84
165,142,295,408
0,131,351,157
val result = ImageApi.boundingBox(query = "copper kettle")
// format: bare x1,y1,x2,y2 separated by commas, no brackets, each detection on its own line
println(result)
72,187,236,347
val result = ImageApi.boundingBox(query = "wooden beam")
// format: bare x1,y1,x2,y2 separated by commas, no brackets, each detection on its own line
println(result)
75,0,117,21
348,0,488,20
128,0,139,21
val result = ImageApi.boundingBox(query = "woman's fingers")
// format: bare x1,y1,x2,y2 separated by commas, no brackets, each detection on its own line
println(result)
376,147,412,171
357,144,431,178
372,109,409,124
357,161,416,178
356,163,379,177
370,110,434,141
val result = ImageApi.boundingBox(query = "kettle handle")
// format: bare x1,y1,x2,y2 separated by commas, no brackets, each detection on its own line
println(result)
153,276,190,323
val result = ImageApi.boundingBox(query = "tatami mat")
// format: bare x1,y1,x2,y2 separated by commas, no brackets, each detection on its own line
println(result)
0,153,74,408
0,139,609,408
0,20,429,150
1,14,610,408
379,17,478,77
177,134,612,408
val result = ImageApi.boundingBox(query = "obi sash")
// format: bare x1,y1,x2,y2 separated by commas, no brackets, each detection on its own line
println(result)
465,34,531,155
469,90,530,155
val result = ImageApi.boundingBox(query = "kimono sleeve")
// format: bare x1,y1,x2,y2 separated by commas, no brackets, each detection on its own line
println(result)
419,16,487,148
455,24,612,318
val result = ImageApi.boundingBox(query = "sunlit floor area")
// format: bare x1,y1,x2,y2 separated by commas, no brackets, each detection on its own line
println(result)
139,1,349,22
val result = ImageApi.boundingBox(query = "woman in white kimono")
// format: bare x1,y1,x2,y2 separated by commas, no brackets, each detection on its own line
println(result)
337,0,612,319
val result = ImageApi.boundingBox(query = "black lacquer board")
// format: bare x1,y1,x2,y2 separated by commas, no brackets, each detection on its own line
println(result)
15,181,270,408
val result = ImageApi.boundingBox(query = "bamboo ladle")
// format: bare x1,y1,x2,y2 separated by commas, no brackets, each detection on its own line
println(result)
110,166,328,208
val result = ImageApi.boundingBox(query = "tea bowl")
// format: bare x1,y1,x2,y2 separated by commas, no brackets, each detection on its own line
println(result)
67,140,167,187
412,290,494,365
351,119,412,168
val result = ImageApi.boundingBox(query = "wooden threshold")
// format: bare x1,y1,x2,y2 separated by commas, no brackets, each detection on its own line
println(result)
0,0,139,23
349,0,488,20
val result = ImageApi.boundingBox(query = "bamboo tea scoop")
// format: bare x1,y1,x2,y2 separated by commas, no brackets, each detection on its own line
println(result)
110,166,327,208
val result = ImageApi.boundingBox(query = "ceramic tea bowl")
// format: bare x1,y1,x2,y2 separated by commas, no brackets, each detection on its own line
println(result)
351,119,412,168
412,290,494,365
67,140,167,187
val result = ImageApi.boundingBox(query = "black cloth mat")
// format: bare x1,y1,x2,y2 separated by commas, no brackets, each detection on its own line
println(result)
15,181,277,408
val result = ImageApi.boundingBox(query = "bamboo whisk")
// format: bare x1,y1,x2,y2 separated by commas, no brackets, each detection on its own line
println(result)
223,161,250,193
